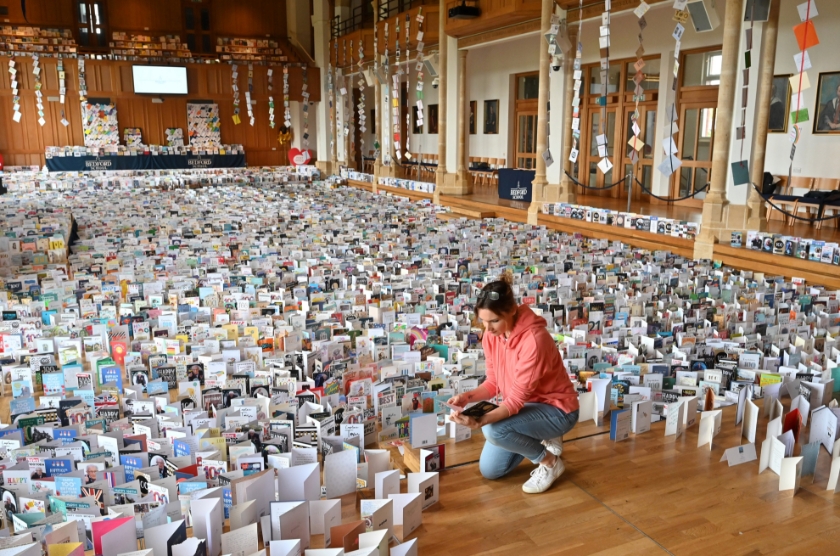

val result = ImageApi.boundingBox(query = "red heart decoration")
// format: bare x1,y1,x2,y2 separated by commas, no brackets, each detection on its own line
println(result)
288,148,312,166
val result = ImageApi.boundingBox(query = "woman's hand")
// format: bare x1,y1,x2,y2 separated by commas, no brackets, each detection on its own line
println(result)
447,393,470,409
449,410,483,430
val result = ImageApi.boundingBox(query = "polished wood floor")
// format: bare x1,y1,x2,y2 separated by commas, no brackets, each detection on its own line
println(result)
19,385,840,555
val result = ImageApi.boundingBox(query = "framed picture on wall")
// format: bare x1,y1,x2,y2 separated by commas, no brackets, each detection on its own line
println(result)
428,104,439,134
768,75,791,133
484,100,499,134
412,107,422,134
814,71,840,134
469,101,476,134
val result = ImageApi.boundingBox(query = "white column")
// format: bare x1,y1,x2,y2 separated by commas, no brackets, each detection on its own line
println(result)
312,0,333,173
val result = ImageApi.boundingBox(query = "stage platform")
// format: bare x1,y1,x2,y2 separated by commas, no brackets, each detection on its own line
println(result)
346,180,840,289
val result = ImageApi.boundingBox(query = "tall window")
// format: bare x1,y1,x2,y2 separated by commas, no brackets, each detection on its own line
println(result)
183,0,213,55
76,1,108,49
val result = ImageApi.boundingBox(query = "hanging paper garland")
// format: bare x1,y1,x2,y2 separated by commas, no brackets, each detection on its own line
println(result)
731,0,757,184
543,15,564,170
415,8,425,139
568,0,583,166
788,0,819,183
405,13,411,159
78,58,87,103
373,19,379,159
8,57,20,123
57,59,66,105
627,1,650,166
344,40,350,155
657,4,687,179
382,23,389,165
268,67,275,129
357,37,365,164
393,17,402,162
302,67,310,151
32,54,45,127
231,64,241,125
328,44,335,159
246,63,255,126
594,1,612,175
283,65,291,132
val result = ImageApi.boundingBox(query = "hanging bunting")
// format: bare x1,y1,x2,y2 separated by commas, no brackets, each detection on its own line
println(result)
302,67,310,151
344,39,356,164
231,64,241,125
283,65,291,132
57,58,66,105
246,63,254,126
352,38,366,164
345,40,351,157
32,53,45,127
731,0,757,185
656,2,686,179
414,7,426,154
405,12,411,158
788,0,819,184
328,44,335,158
373,19,379,159
394,16,402,162
382,23,389,165
543,14,565,169
595,0,612,175
627,1,650,164
568,0,583,166
78,58,87,103
9,57,20,123
267,67,275,129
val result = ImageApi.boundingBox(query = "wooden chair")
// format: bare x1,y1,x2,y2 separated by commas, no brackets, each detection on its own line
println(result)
792,178,840,229
471,157,488,187
487,158,504,190
766,176,812,226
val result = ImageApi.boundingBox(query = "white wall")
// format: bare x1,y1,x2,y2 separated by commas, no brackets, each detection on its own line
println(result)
765,0,840,181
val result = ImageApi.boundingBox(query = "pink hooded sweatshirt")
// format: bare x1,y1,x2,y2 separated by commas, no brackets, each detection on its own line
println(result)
482,304,580,416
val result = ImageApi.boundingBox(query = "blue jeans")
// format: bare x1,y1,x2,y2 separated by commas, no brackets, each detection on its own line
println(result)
479,403,579,480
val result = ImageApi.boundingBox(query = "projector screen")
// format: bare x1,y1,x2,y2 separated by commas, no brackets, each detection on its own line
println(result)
132,66,188,94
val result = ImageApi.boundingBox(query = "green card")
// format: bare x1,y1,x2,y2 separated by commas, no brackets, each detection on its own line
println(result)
791,107,809,124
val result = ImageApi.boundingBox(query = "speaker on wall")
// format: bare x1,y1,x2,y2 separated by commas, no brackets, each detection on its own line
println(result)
686,0,721,33
743,0,771,22
422,54,440,78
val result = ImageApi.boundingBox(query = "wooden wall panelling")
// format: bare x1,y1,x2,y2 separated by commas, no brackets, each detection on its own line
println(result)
211,0,288,38
444,0,540,38
377,4,439,55
107,0,183,34
0,0,76,27
0,56,317,167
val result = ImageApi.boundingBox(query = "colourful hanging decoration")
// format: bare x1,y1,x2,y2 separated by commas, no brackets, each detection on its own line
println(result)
568,0,583,167
394,16,402,162
414,8,425,140
302,67,310,151
268,67,275,129
405,12,411,158
246,63,255,126
627,2,650,166
788,0,819,183
32,53,44,127
8,57,20,123
231,64,241,125
357,37,365,164
656,4,687,179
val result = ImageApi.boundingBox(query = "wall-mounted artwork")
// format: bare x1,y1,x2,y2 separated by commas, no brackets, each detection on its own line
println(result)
484,100,499,134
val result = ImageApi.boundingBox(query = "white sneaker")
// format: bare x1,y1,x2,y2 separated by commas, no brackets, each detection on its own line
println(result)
522,459,565,494
542,437,563,457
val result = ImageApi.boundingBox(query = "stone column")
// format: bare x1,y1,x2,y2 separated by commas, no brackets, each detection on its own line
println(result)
528,0,554,224
746,0,781,231
312,0,333,176
695,0,742,259
557,26,578,204
452,49,471,194
434,0,448,202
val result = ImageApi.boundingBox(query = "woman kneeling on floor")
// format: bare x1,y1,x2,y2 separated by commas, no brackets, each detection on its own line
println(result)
449,272,579,493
